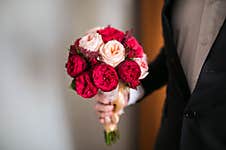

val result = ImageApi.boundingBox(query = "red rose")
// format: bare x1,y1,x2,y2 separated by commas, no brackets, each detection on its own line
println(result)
124,36,144,58
117,60,141,88
74,72,98,98
97,26,125,43
66,54,87,77
92,63,119,92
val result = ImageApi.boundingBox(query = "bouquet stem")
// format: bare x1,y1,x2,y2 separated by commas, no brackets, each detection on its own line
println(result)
103,82,128,145
104,129,120,145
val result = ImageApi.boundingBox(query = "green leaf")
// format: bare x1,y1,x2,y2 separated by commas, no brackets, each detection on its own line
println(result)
70,79,76,90
76,49,81,54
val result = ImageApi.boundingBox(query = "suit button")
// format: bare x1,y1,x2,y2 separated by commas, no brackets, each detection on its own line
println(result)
184,111,198,119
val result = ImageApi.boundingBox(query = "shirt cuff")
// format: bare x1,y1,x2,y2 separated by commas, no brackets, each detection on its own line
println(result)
127,85,144,106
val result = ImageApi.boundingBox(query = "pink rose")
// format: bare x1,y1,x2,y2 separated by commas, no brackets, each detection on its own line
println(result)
79,32,103,52
134,54,149,79
99,40,125,67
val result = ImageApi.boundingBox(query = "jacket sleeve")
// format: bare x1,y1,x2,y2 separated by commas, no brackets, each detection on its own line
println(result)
137,47,168,102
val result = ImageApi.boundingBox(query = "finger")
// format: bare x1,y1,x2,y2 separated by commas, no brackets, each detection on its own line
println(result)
104,116,111,124
99,118,105,124
96,110,113,118
99,98,111,105
96,102,112,108
95,103,114,112
99,115,112,124
99,111,113,118
95,95,110,105
95,104,113,112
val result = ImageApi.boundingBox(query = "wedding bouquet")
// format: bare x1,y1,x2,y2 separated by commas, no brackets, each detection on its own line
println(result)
65,26,149,145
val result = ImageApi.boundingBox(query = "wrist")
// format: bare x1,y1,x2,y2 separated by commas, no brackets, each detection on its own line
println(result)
127,85,144,106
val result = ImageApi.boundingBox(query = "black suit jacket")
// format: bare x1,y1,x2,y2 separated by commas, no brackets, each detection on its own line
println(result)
140,0,226,149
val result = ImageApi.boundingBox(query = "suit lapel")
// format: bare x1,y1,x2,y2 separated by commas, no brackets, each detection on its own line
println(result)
192,0,226,92
162,0,226,98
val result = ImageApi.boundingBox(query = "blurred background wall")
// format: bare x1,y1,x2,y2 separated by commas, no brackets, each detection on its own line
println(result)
0,0,138,150
137,0,165,150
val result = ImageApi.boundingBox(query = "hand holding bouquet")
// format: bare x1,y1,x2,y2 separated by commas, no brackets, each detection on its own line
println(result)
65,26,149,145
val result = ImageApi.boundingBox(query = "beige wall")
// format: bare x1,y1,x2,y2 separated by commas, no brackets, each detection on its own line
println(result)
0,0,137,150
